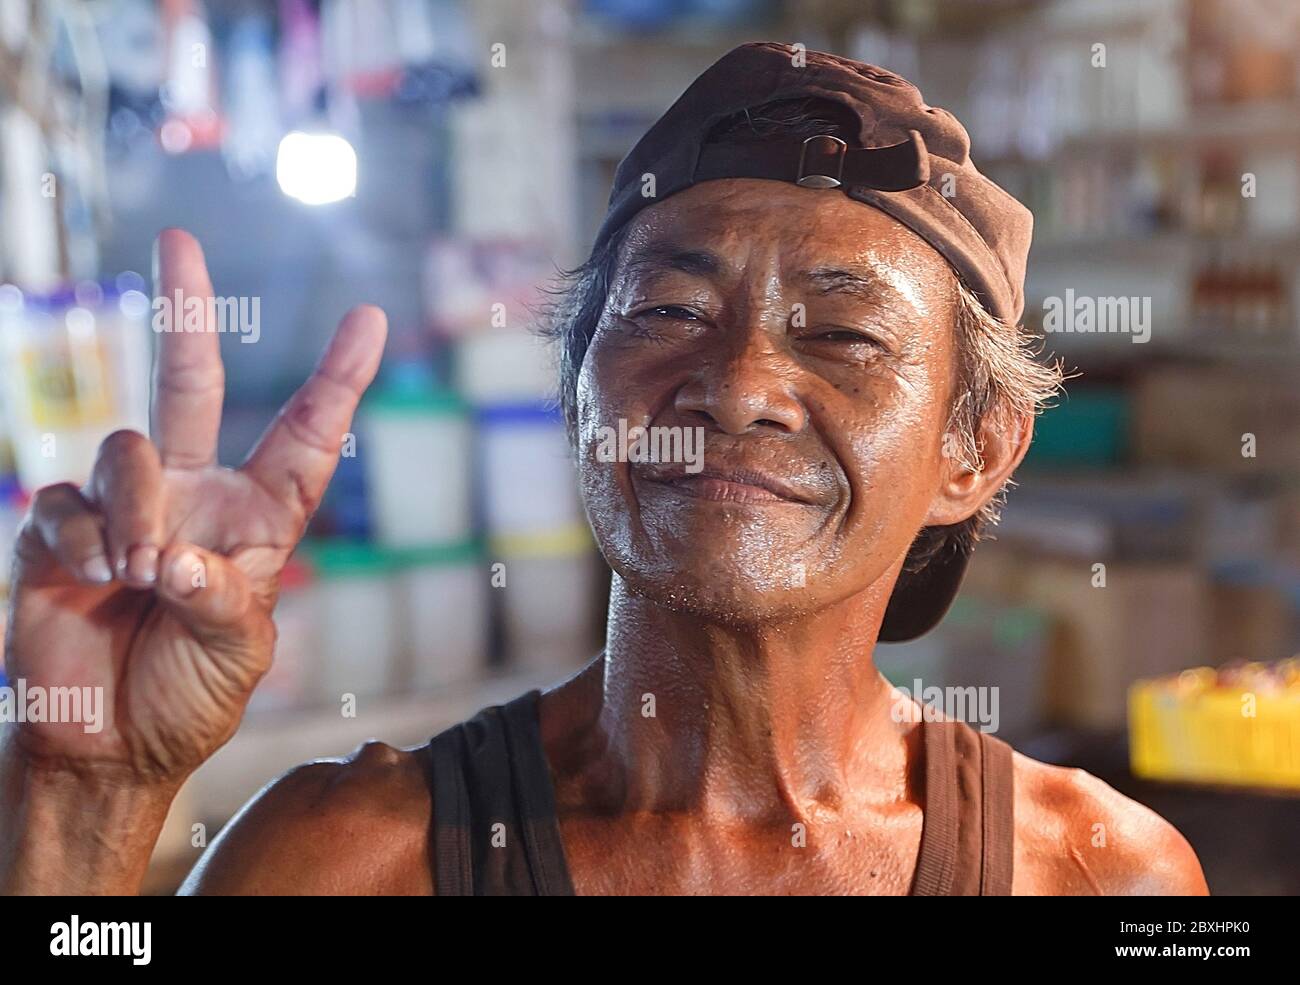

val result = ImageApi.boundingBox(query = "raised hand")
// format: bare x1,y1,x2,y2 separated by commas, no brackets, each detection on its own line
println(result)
3,228,387,783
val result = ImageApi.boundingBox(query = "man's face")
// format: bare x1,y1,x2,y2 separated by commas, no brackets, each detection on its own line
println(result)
576,178,963,625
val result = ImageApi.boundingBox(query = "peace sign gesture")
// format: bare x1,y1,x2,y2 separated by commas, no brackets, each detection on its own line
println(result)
3,228,387,782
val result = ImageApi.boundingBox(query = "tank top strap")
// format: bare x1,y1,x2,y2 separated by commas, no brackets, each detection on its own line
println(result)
977,729,1016,896
911,719,1016,896
427,689,575,896
911,717,959,895
426,715,473,895
498,689,577,896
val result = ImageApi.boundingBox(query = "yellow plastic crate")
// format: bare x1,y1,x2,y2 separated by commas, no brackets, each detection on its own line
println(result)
1128,666,1300,792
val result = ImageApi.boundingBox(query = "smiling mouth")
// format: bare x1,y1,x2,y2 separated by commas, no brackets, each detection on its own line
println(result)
638,467,816,505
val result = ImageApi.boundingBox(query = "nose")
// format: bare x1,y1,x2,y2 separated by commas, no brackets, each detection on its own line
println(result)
674,335,807,435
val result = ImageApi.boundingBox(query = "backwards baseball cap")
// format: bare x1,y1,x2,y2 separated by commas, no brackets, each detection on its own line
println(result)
593,42,1035,642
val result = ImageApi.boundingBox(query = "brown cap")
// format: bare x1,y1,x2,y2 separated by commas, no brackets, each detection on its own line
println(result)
594,42,1034,641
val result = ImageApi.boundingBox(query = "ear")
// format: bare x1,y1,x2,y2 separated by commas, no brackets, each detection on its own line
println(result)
923,409,1034,528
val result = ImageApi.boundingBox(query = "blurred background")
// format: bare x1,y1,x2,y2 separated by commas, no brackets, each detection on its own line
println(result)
0,0,1296,894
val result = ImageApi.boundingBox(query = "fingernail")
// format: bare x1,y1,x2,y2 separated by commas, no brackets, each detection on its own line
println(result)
166,551,203,597
126,544,159,585
83,555,113,583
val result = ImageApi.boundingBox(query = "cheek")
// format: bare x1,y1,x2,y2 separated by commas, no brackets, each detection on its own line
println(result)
575,349,615,494
826,354,954,532
574,353,602,451
574,342,647,548
576,340,647,462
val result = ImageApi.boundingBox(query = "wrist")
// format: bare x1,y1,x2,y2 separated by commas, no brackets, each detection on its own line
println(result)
1,727,182,894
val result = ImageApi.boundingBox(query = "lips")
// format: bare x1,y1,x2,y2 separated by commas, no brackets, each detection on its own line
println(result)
634,462,832,506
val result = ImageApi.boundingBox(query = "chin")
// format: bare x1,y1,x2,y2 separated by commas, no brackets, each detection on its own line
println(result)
606,544,841,627
584,479,866,625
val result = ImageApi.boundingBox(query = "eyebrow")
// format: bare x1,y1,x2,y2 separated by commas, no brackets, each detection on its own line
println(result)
618,246,894,305
799,266,886,301
620,241,721,279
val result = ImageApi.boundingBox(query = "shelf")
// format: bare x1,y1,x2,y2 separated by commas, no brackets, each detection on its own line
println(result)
1029,233,1300,260
976,101,1300,169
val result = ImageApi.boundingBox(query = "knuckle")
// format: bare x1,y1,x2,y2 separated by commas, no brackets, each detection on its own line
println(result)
98,428,150,459
156,361,224,393
280,389,340,455
33,480,80,501
29,482,81,517
52,520,99,555
15,515,43,552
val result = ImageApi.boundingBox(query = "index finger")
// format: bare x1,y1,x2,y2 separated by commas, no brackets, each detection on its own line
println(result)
241,304,387,518
150,228,226,468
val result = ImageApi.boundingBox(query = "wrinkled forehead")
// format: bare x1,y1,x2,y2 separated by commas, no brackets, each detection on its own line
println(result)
612,178,956,312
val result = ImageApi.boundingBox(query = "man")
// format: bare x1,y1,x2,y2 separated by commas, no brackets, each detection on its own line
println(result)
0,43,1206,895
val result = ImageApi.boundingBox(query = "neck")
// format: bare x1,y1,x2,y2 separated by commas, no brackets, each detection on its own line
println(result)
574,573,915,825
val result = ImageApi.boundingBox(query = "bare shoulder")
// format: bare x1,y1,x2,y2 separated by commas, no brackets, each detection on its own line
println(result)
1008,749,1208,896
180,740,434,895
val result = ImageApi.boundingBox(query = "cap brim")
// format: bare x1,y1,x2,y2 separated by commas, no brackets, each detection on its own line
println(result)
878,544,971,643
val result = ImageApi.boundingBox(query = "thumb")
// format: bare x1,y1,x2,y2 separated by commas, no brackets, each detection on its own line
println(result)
156,543,261,647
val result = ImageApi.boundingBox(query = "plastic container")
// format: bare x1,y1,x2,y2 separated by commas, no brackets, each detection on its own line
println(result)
1021,387,1129,470
359,388,472,548
453,330,556,404
0,282,151,492
394,541,489,691
492,525,599,673
307,540,399,704
477,403,582,537
1129,660,1300,792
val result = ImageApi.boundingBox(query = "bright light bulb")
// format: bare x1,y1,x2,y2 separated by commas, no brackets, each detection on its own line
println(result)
276,131,357,205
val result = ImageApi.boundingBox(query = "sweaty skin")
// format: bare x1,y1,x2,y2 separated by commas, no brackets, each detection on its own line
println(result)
1,187,1208,896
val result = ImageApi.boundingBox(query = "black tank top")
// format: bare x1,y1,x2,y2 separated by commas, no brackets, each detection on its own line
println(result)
426,688,1015,895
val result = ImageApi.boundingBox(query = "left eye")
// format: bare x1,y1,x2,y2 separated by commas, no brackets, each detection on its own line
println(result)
808,329,875,344
644,305,700,321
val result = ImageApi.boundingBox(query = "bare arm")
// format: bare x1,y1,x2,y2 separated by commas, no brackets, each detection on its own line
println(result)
1013,755,1210,896
0,229,387,895
179,741,433,896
